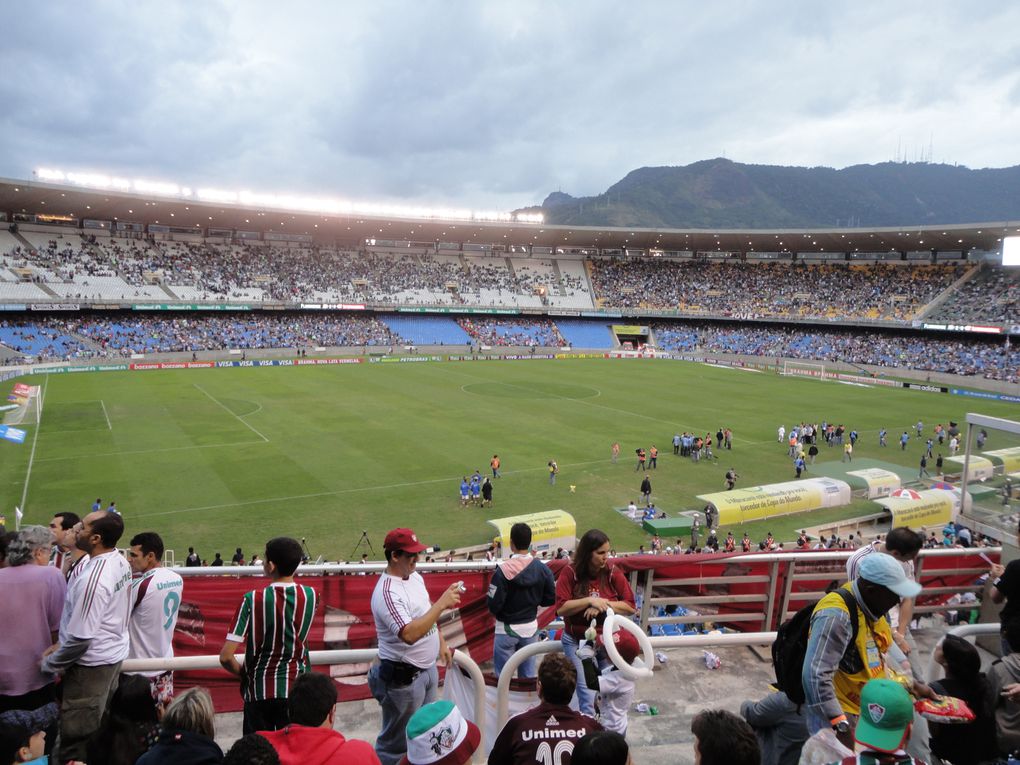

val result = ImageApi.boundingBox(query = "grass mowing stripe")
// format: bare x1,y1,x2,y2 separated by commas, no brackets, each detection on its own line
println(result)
133,457,613,519
34,439,269,463
438,360,756,443
8,360,1017,560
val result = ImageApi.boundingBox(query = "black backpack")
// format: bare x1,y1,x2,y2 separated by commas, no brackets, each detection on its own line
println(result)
772,588,859,705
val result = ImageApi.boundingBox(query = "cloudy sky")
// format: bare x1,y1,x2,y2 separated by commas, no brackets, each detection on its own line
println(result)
2,2,1019,211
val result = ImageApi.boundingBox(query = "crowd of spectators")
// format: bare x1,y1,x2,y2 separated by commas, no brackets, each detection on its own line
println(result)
0,319,97,362
7,235,1019,328
64,314,403,355
650,321,1019,383
928,264,1019,325
5,236,596,305
458,317,565,347
2,314,1016,383
589,258,967,320
1,500,1012,765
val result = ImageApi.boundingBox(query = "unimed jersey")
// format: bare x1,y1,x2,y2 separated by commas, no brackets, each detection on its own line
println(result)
226,581,317,701
488,701,601,765
59,550,132,666
127,567,184,676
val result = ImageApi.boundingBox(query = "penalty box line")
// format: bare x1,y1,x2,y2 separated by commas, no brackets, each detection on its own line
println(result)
193,383,269,443
134,457,614,519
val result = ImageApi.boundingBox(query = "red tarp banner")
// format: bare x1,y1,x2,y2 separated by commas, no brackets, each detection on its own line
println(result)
175,570,498,711
173,550,995,711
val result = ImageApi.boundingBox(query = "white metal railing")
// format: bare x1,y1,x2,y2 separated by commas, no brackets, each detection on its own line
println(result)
169,546,999,576
922,621,1001,683
639,547,999,633
122,649,488,764
494,631,778,729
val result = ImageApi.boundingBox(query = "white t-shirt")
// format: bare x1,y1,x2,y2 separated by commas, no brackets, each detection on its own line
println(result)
371,571,439,669
598,666,637,735
59,550,132,666
126,567,184,676
65,553,91,587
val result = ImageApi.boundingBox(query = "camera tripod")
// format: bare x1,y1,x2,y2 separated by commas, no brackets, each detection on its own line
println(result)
350,530,376,560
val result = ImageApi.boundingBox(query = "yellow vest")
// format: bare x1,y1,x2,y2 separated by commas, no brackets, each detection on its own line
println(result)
812,584,893,715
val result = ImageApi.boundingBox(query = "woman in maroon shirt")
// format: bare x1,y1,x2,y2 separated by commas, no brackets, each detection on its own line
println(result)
555,529,636,715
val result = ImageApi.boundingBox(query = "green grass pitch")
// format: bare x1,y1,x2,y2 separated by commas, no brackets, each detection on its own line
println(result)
1,358,1016,561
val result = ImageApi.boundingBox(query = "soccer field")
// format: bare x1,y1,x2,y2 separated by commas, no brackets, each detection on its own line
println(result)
2,358,1016,560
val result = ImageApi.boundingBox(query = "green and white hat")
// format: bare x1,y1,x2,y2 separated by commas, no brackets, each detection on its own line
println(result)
400,700,480,765
854,678,915,753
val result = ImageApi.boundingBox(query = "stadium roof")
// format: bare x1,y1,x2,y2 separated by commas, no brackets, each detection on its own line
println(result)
1,177,1016,256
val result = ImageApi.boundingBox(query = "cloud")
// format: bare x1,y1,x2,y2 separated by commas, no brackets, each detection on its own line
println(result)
2,1,1019,210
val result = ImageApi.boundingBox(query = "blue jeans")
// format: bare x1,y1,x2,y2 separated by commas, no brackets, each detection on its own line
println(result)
493,632,538,679
560,631,602,716
368,662,439,765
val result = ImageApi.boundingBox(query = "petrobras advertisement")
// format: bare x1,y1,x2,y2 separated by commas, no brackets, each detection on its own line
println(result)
698,478,852,526
369,355,442,363
951,388,1020,404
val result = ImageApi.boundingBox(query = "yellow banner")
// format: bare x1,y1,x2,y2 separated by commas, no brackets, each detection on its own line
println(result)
846,468,902,499
876,490,957,528
611,325,649,335
944,455,995,481
697,478,851,525
983,447,1020,474
487,510,576,557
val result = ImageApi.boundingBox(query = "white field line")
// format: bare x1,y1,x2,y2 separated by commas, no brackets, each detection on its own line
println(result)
134,457,613,519
99,399,112,430
193,383,269,442
19,375,48,512
35,439,268,463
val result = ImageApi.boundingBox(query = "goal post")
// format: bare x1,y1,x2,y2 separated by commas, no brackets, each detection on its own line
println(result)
780,360,828,380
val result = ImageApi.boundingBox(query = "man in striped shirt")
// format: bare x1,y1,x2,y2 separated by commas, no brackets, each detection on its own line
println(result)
219,536,318,735
126,532,184,711
40,509,132,763
46,511,79,572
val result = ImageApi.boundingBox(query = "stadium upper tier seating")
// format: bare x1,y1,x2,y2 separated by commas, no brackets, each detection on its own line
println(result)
4,230,1013,326
925,264,1019,324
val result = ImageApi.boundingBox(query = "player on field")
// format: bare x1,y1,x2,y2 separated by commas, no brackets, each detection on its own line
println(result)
125,532,184,711
219,536,318,735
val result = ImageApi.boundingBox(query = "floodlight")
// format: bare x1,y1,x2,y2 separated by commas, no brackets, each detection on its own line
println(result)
1004,236,1020,267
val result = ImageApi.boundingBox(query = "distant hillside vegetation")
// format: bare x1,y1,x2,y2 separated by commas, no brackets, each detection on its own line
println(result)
521,159,1020,228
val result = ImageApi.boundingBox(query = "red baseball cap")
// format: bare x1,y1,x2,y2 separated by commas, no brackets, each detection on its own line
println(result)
384,528,428,554
598,628,641,664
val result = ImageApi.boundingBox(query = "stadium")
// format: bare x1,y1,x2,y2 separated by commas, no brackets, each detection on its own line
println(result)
2,172,1019,761
2,5,1020,761
2,170,1017,556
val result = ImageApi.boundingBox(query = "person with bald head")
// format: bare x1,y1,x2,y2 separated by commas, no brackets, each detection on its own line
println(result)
40,509,132,762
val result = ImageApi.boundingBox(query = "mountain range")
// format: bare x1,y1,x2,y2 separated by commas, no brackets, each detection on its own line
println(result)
520,159,1020,229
